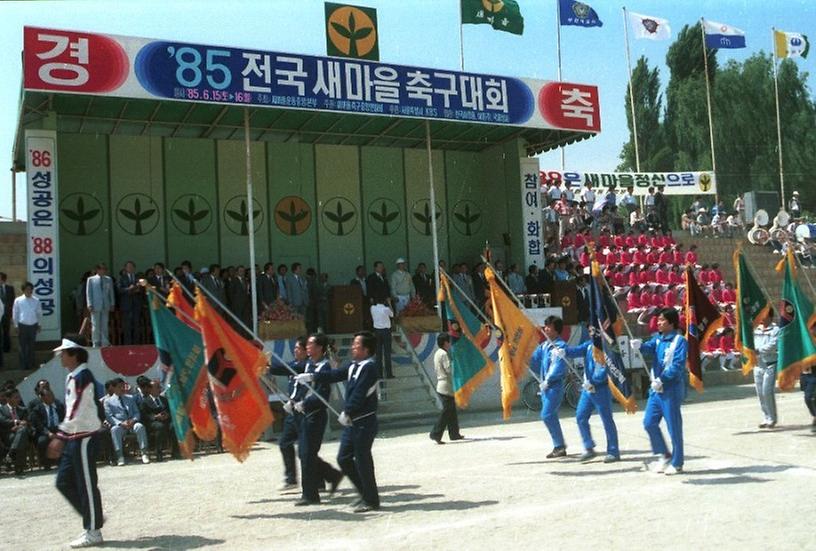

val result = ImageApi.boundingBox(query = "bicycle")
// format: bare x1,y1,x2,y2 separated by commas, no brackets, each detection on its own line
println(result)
521,369,583,412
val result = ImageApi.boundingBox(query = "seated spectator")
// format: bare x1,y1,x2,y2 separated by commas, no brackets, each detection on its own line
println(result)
669,266,684,286
574,230,587,249
133,375,151,407
655,264,670,286
624,231,637,250
637,310,660,336
0,388,31,474
618,248,632,265
628,266,642,288
644,265,658,287
604,248,617,267
104,378,150,466
578,247,591,269
696,208,711,236
560,231,575,251
682,210,695,233
710,264,724,285
613,233,626,249
139,381,175,462
711,212,725,236
673,244,685,266
598,229,612,249
685,245,699,267
26,379,51,411
632,246,647,266
710,284,725,305
639,287,655,313
662,285,678,308
646,247,659,265
658,248,673,265
698,264,711,286
507,264,526,295
721,282,736,304
30,387,65,470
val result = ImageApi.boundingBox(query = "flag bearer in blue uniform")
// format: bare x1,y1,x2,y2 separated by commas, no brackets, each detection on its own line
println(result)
631,307,688,475
267,335,308,492
297,331,381,513
565,329,620,463
51,334,105,549
292,333,343,506
530,316,569,458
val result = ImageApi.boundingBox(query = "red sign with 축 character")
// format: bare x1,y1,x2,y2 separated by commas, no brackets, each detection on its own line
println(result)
22,26,602,134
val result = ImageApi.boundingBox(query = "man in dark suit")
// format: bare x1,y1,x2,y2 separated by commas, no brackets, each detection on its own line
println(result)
412,263,435,309
538,259,556,295
227,266,250,329
365,261,390,307
298,331,381,512
199,264,226,310
471,263,488,309
29,387,65,469
117,261,144,345
350,265,370,329
0,272,14,354
258,262,277,313
147,263,171,297
139,380,174,462
0,387,31,474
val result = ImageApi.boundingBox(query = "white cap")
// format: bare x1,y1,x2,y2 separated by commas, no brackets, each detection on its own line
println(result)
395,257,406,264
53,338,83,352
200,267,210,274
793,191,799,195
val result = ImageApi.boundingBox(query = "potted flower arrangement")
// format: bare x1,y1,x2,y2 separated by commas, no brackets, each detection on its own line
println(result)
397,296,440,333
259,299,306,340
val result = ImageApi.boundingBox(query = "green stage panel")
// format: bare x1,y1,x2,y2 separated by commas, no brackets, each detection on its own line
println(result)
445,150,489,267
217,140,269,268
315,144,363,284
57,133,110,329
109,135,165,272
266,143,318,272
502,140,525,266
163,137,218,269
479,143,512,264
404,148,448,272
360,146,407,272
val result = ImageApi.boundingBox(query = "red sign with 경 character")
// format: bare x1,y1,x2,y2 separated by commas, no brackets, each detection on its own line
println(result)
24,27,129,93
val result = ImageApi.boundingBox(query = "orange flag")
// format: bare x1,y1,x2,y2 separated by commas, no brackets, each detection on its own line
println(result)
194,288,273,462
167,281,197,330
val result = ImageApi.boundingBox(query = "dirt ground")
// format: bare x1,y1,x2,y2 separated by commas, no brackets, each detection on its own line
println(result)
4,383,814,550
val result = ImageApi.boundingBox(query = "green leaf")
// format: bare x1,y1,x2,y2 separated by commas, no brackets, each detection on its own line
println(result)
227,210,244,222
414,212,430,223
139,209,156,220
340,212,354,223
348,11,356,33
384,212,398,222
120,208,137,221
84,209,100,220
331,21,352,39
353,27,372,40
292,210,307,222
371,211,386,223
174,209,192,221
454,212,467,224
325,211,340,223
63,209,80,221
191,210,208,221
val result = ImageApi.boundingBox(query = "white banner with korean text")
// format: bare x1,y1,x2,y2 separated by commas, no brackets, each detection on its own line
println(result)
520,158,543,269
25,130,61,341
540,169,716,195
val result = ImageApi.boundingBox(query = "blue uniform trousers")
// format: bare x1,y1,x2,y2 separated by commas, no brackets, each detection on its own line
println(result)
576,386,619,457
278,412,299,484
337,415,379,507
643,387,684,468
540,382,566,449
299,410,340,502
56,435,103,531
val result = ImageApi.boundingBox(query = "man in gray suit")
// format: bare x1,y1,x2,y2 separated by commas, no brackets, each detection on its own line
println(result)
117,261,144,345
86,264,115,347
199,264,226,307
285,263,308,316
104,378,149,466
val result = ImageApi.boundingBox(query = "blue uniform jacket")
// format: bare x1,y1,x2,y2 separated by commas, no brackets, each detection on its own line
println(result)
640,331,688,390
530,338,567,384
300,359,332,414
268,359,307,397
314,357,379,419
565,340,608,387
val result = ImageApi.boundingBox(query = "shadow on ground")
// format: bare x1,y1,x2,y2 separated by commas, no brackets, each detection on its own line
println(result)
101,535,225,549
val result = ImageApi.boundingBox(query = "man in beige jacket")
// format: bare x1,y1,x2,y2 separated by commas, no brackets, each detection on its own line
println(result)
429,333,464,444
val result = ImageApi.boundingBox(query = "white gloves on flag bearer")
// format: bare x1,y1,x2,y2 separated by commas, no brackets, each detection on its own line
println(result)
650,378,664,394
539,380,549,392
630,339,642,351
295,373,314,385
283,401,294,415
338,411,352,427
294,401,305,413
582,381,595,393
552,348,566,360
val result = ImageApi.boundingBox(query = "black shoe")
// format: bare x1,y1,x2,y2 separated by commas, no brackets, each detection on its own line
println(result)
546,447,567,459
294,499,319,507
329,473,343,495
449,434,465,441
354,502,379,513
430,434,445,445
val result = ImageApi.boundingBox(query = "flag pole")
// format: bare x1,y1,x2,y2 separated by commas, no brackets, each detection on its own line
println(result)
700,18,719,206
556,0,565,171
622,6,642,173
164,273,343,419
427,120,442,320
244,108,259,336
771,27,787,212
459,5,465,70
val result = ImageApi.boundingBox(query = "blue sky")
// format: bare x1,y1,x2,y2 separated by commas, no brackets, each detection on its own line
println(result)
1,0,814,220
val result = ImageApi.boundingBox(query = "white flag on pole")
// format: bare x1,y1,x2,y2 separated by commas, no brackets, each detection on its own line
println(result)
628,11,671,41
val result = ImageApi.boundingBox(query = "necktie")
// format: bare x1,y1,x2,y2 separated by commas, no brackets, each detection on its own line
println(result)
49,405,56,427
10,405,17,421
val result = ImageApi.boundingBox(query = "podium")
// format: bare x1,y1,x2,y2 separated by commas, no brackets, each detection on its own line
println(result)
330,285,364,333
552,280,577,325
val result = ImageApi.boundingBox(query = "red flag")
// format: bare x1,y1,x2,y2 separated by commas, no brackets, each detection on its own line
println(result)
167,281,197,330
194,289,273,462
685,265,724,392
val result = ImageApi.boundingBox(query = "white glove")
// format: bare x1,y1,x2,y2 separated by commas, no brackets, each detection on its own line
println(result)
630,339,642,351
587,326,597,337
539,380,549,392
338,411,352,427
552,348,566,360
294,373,314,385
650,378,664,393
582,381,595,393
283,401,294,415
294,401,305,413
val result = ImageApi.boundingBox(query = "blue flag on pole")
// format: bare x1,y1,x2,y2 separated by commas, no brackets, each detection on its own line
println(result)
703,19,746,49
559,0,603,28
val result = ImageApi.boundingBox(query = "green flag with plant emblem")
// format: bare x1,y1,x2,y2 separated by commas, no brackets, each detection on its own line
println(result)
775,249,816,390
733,246,771,375
325,2,379,60
462,0,525,35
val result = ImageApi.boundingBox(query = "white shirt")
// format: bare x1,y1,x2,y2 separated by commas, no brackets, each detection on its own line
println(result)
370,304,393,329
12,295,42,327
434,348,453,396
582,188,595,207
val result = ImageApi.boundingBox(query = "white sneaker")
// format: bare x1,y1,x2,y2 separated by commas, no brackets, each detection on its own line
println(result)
68,529,103,548
141,453,151,464
116,457,125,467
648,456,671,473
278,482,298,492
665,465,684,476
